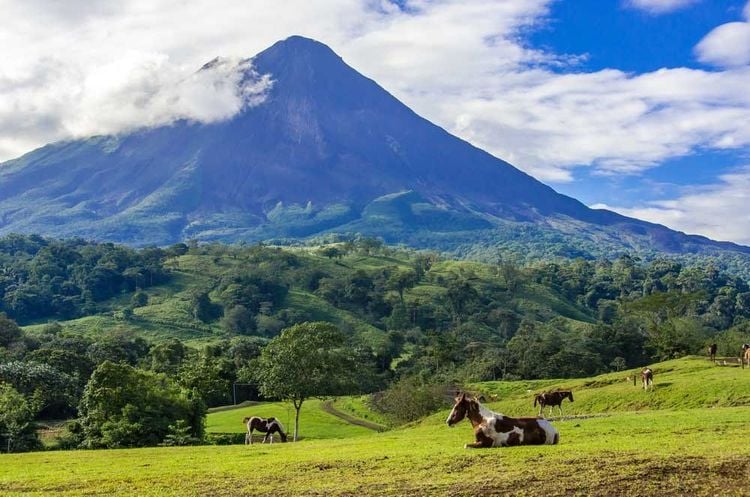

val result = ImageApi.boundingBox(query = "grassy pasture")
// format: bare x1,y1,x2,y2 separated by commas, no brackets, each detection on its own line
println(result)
206,399,377,440
471,356,750,417
1,407,748,496
1,357,749,496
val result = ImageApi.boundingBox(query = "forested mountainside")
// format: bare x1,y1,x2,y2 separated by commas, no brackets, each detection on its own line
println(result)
2,234,749,425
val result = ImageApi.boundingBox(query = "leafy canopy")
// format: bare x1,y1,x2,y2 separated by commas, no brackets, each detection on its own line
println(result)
253,322,358,406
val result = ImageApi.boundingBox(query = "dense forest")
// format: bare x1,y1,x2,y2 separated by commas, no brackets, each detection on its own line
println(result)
1,234,750,451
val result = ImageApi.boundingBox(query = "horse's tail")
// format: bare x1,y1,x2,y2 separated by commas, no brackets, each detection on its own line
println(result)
534,394,541,407
242,416,251,424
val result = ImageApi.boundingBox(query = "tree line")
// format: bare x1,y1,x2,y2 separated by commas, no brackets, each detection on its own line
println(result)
2,236,750,451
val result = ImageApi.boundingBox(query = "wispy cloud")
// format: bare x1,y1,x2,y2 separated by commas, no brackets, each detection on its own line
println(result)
593,166,750,245
624,0,700,15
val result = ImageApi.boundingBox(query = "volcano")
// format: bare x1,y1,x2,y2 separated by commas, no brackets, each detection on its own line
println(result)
0,36,746,258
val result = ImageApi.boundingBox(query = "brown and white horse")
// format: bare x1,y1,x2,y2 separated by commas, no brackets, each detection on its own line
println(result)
742,344,750,370
641,367,654,390
708,343,718,362
243,416,287,444
446,393,559,448
534,391,574,417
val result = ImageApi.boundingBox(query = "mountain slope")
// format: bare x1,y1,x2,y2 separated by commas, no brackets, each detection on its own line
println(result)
0,36,748,259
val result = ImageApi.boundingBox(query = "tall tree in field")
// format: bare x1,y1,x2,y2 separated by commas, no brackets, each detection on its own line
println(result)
253,322,357,441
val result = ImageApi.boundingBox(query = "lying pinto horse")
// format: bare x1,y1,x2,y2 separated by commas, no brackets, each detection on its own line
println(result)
243,416,288,444
534,390,573,417
641,367,654,390
446,393,559,448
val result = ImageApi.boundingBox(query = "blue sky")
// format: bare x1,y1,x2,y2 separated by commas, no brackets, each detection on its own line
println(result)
530,0,750,210
1,0,749,243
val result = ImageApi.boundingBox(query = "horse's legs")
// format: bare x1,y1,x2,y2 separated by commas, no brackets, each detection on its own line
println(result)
269,433,274,444
247,429,254,445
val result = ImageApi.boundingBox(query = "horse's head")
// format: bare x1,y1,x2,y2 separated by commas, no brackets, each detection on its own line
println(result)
446,392,481,427
279,431,288,443
446,392,468,426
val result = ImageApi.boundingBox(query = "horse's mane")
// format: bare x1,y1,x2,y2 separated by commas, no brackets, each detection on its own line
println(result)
271,418,286,433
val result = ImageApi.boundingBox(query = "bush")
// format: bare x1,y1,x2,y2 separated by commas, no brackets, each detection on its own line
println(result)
369,376,450,424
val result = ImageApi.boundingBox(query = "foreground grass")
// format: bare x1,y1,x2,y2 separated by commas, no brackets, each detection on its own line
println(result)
2,407,749,496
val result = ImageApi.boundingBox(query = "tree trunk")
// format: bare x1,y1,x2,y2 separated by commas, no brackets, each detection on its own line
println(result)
293,399,303,442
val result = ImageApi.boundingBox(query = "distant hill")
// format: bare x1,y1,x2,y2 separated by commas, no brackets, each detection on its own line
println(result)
1,36,748,262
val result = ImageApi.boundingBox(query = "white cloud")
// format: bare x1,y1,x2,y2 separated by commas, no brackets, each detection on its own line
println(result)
695,2,750,67
624,0,699,14
593,166,750,245
0,0,749,190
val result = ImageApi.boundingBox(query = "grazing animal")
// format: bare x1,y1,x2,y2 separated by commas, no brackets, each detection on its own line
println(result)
708,343,718,362
742,344,750,370
446,392,559,449
641,367,654,390
243,416,287,444
533,391,574,417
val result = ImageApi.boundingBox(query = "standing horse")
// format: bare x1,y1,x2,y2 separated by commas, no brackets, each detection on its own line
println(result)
742,344,750,370
708,343,718,362
641,367,654,390
446,393,559,448
243,416,287,444
533,391,574,417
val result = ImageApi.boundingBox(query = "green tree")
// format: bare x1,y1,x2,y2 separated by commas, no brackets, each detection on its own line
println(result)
78,362,205,448
221,305,257,335
387,268,418,303
253,322,359,441
0,383,41,453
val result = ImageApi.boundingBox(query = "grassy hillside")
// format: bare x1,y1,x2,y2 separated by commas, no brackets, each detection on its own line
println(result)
22,247,595,345
471,356,750,416
2,356,750,496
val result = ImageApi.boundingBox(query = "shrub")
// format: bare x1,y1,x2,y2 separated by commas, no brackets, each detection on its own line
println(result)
369,376,450,424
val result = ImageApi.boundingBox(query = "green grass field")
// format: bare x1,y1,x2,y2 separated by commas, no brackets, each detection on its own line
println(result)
206,399,377,440
1,357,749,496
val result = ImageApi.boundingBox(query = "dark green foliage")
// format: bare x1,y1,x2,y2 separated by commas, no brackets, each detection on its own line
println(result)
0,313,22,347
189,291,222,323
221,305,257,335
0,361,78,418
78,362,205,449
0,235,169,323
131,291,149,308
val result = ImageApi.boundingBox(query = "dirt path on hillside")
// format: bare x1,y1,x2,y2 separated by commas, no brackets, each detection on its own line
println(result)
320,401,387,432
